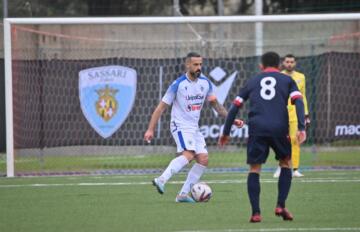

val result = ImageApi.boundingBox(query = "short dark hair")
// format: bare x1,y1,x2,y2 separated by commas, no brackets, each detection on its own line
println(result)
261,52,280,68
284,54,296,60
186,52,201,61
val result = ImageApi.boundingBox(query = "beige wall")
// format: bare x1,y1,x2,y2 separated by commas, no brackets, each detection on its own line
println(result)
2,20,359,60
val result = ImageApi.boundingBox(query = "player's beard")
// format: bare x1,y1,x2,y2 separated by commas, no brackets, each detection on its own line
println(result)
285,66,294,72
191,69,201,78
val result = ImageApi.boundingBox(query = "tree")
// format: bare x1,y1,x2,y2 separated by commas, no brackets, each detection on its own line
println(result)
4,0,360,17
6,0,87,17
87,0,172,16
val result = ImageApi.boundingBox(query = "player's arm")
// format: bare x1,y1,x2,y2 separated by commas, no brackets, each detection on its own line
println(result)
206,81,228,118
218,96,244,146
144,79,177,142
209,97,244,128
290,90,307,144
301,74,310,127
144,101,169,142
218,81,250,147
209,98,228,118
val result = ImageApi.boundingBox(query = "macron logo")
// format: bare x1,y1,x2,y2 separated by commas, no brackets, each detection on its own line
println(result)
209,67,237,117
335,124,360,136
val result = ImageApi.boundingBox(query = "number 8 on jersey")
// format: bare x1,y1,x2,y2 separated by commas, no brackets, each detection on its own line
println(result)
260,76,277,100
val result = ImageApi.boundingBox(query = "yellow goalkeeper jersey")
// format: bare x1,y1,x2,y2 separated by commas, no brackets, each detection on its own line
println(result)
282,70,309,122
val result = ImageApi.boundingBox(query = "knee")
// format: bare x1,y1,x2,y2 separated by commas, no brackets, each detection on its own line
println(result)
279,157,291,168
196,154,208,166
249,164,261,173
182,150,196,162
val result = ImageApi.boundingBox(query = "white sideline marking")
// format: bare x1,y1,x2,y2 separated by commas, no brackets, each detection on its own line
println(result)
0,177,360,188
175,228,360,232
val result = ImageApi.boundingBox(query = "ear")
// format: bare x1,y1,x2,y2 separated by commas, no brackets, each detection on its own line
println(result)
259,64,264,71
185,58,191,68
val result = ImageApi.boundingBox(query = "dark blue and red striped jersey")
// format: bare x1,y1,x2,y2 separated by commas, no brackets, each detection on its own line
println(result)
224,68,305,137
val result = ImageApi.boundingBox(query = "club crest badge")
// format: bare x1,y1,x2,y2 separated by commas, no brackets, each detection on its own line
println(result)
79,65,137,138
96,86,118,121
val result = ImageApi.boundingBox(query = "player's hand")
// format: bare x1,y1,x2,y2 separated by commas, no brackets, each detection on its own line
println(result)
218,135,230,147
144,129,154,144
305,115,311,128
233,119,244,128
296,130,307,144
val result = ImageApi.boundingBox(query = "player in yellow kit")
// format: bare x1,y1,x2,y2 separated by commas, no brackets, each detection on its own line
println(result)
274,54,310,178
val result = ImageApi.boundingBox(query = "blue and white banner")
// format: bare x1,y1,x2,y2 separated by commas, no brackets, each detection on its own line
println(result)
79,65,137,138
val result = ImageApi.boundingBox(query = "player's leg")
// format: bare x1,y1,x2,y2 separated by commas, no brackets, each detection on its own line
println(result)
274,121,293,178
153,152,192,194
153,129,194,194
278,158,292,206
178,153,207,196
290,120,303,177
247,136,269,223
271,136,294,220
177,131,207,203
248,163,262,222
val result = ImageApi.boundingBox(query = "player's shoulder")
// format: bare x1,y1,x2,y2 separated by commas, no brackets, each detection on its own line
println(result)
280,72,294,82
276,71,291,78
171,74,188,86
198,75,213,87
175,74,188,82
198,75,211,82
247,73,267,86
168,74,187,92
293,71,306,79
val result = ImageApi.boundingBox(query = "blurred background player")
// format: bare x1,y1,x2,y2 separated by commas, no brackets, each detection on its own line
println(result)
144,52,243,203
219,51,306,222
274,54,310,178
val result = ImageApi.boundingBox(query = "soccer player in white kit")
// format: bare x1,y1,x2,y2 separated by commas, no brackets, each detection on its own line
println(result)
144,52,243,202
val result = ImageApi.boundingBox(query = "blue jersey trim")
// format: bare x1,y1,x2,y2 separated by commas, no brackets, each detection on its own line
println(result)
171,121,178,133
169,75,187,93
177,131,187,150
199,76,213,92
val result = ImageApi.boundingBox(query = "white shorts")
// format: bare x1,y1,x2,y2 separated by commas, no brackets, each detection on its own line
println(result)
170,124,208,155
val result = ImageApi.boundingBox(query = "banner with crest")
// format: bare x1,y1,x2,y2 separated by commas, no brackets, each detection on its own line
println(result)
79,65,137,138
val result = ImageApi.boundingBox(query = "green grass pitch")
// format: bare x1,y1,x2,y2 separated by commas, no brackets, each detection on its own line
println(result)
1,149,360,174
1,170,360,232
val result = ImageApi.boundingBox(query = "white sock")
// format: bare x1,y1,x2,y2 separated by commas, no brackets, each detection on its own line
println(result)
159,155,189,184
179,163,206,195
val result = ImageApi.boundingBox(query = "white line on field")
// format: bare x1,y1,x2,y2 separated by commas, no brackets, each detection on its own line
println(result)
0,177,360,188
175,227,360,232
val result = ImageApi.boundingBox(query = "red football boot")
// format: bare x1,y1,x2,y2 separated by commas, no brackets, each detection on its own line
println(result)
275,207,293,221
249,213,262,223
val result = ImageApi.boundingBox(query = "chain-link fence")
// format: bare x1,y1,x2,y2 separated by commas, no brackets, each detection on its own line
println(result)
1,19,359,176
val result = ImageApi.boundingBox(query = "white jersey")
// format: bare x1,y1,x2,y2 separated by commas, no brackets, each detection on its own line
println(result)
162,74,215,130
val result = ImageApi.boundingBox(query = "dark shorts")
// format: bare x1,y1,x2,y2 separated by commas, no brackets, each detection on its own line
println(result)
247,135,291,164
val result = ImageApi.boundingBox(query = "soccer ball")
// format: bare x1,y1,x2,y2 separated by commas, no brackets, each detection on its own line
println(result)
191,182,212,202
